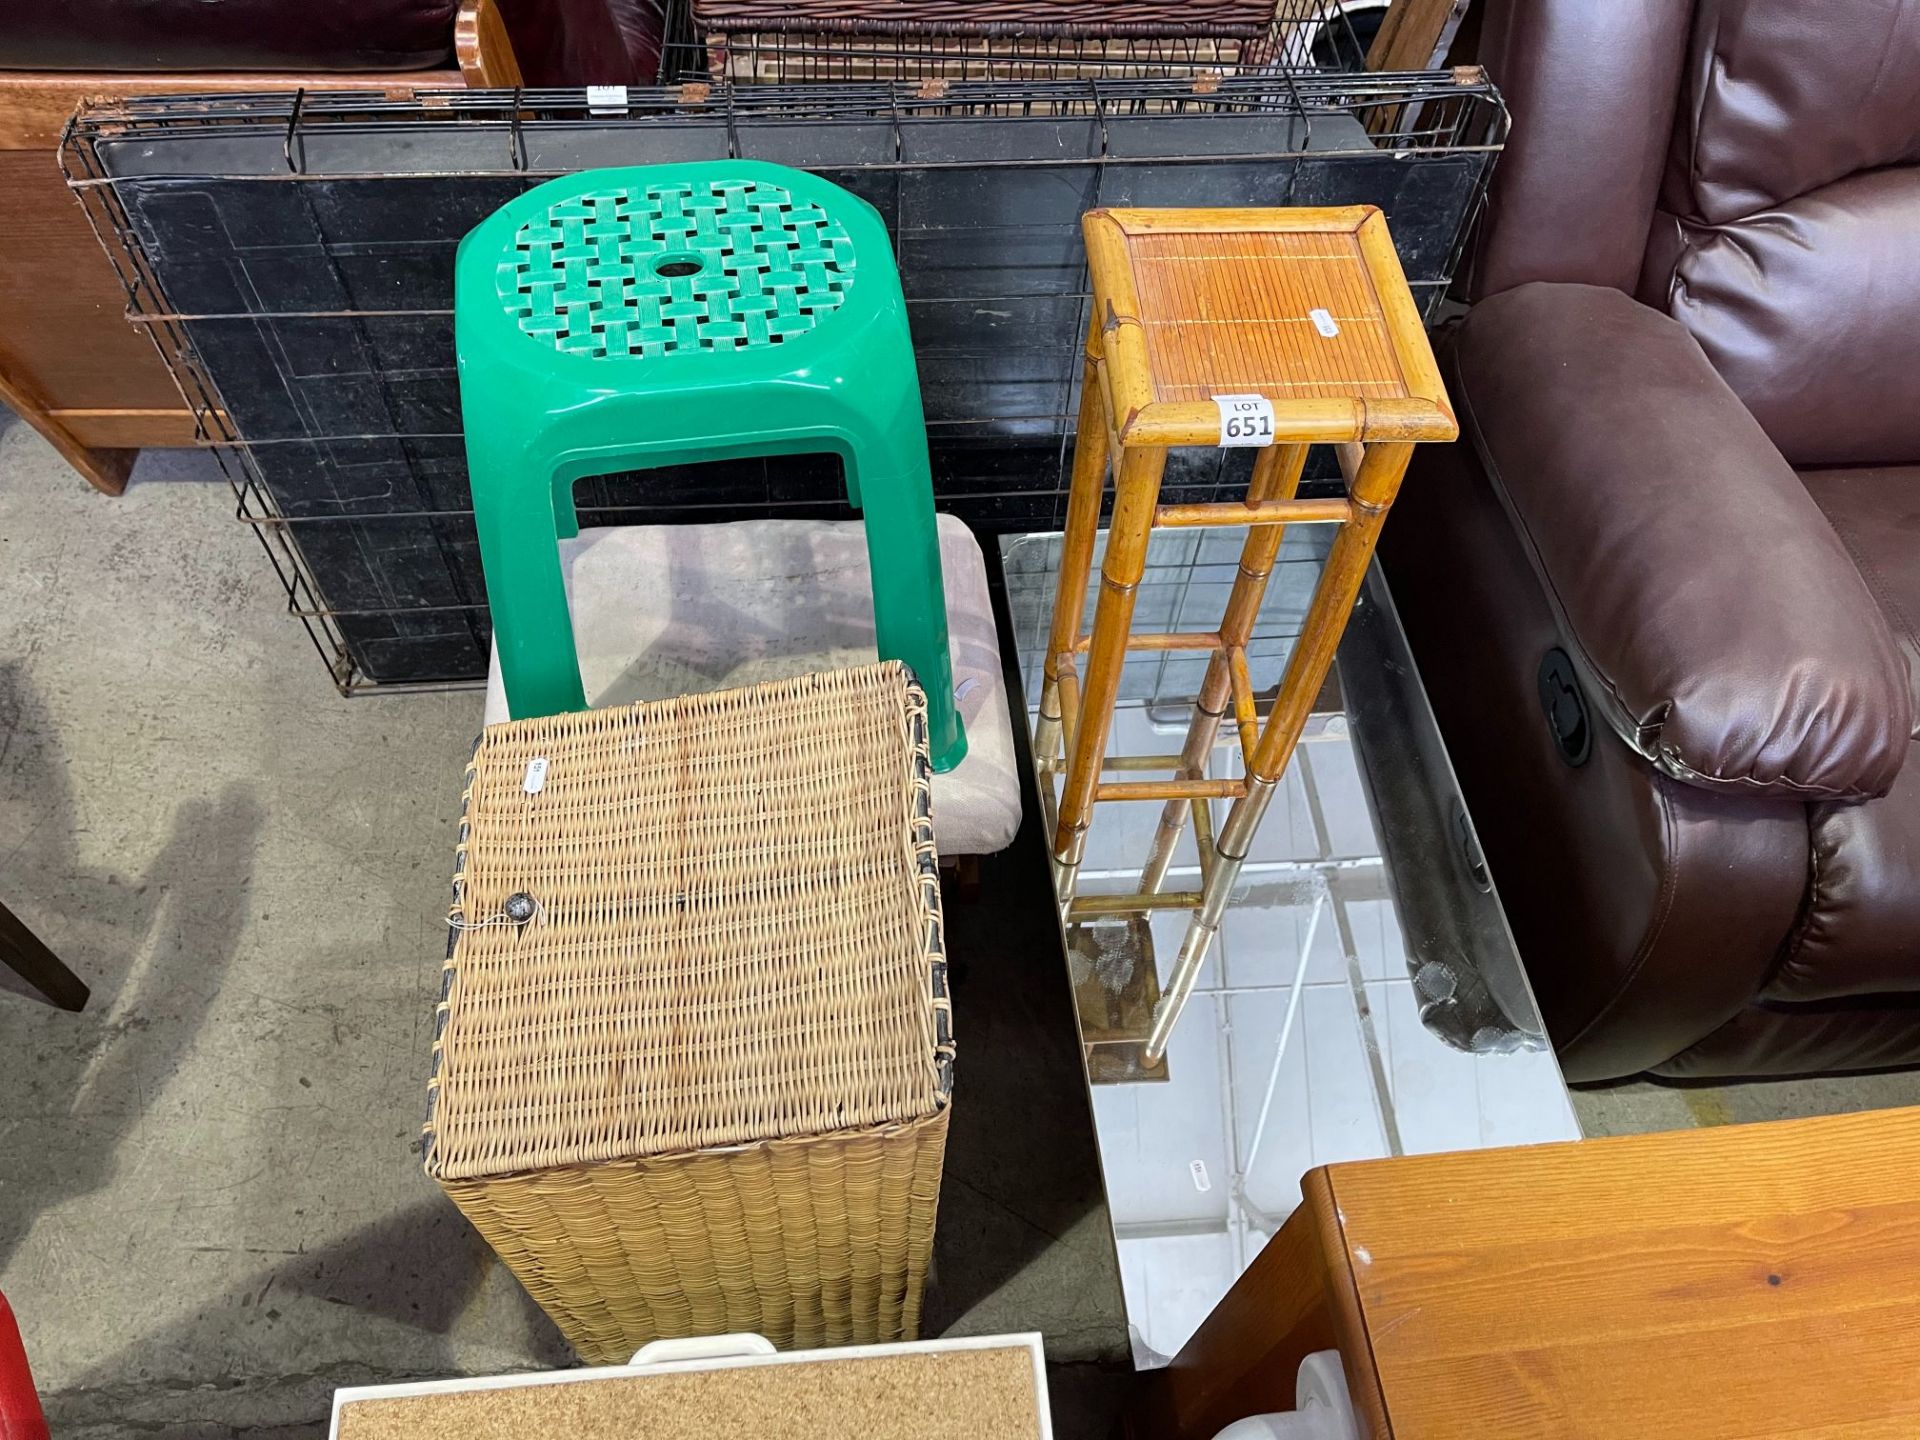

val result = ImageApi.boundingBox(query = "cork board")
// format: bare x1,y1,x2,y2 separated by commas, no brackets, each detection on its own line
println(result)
335,1346,1043,1440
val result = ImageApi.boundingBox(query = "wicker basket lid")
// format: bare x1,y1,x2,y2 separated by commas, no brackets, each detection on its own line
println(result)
424,662,951,1182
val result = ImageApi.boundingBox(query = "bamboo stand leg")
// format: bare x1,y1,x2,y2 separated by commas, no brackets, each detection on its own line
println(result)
1035,347,1111,776
1144,443,1412,1062
1139,443,1309,894
1052,444,1168,907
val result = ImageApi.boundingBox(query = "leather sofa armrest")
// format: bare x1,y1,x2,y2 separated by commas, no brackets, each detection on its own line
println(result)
1451,282,1912,801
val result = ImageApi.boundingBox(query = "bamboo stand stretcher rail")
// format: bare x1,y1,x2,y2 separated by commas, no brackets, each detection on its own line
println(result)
1034,205,1454,1065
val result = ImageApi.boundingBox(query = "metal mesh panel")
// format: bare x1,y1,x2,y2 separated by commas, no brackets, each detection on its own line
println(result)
61,77,1506,694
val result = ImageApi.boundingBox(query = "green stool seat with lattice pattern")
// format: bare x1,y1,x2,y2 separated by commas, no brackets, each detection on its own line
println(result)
455,160,964,770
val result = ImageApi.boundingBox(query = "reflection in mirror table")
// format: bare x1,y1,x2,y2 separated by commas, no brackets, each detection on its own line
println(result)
1001,528,1580,1368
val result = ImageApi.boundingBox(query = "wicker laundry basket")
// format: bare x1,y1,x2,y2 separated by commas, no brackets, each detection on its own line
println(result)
423,662,954,1364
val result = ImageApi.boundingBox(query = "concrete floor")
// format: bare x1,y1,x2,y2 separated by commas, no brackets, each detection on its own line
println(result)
1572,1070,1920,1138
3,410,1919,1434
0,413,1132,1438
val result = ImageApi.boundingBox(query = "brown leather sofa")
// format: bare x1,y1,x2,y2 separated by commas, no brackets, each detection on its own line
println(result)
0,0,662,494
1380,0,1920,1081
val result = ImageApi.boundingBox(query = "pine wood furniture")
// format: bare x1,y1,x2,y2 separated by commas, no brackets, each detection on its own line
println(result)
1141,1105,1920,1439
1036,205,1454,1063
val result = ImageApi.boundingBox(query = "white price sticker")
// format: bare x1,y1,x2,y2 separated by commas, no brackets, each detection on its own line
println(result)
1213,393,1276,448
1190,1160,1213,1193
1310,307,1341,337
523,757,550,794
586,85,630,115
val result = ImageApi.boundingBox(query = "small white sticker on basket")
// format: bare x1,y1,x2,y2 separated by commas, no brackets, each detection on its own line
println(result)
523,757,549,794
1190,1159,1213,1192
1310,307,1340,337
1214,393,1276,447
587,85,630,115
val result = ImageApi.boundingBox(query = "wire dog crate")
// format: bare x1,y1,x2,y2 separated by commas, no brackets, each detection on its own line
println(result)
62,75,1503,695
656,0,1368,85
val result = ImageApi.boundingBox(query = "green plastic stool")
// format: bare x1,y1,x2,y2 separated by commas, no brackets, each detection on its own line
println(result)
454,159,965,770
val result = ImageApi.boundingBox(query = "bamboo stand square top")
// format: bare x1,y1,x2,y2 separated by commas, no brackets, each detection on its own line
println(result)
1082,206,1456,447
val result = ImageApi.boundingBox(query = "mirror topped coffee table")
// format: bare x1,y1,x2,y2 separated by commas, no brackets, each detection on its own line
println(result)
1000,526,1580,1368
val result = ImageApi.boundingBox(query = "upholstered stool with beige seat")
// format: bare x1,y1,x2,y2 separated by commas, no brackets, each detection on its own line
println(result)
481,514,1021,857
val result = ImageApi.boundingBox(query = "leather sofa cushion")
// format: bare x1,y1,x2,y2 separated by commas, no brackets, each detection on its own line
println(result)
1468,0,1691,298
1648,167,1920,468
0,0,460,71
1452,282,1913,801
498,0,665,84
603,0,666,81
1663,0,1920,227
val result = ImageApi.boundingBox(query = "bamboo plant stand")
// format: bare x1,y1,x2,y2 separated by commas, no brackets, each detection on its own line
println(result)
1035,205,1455,1065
